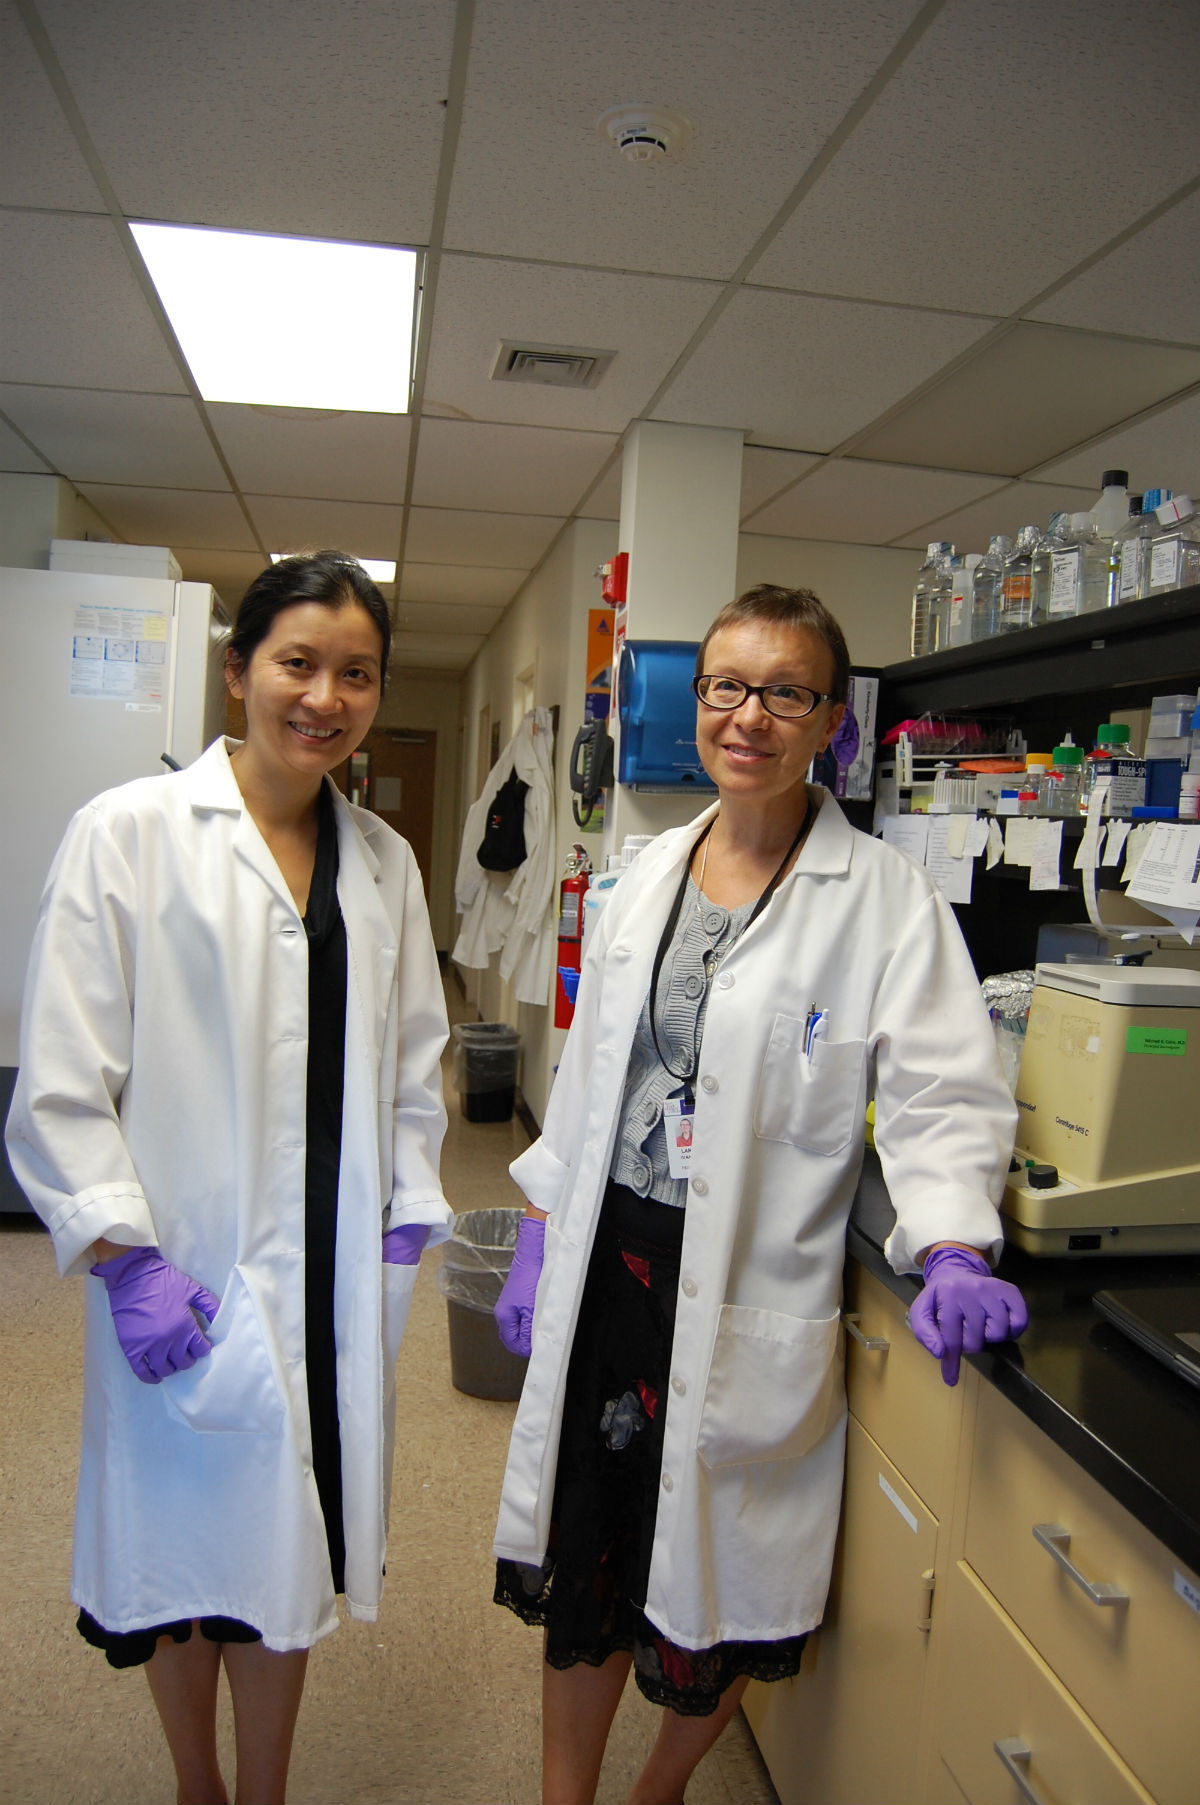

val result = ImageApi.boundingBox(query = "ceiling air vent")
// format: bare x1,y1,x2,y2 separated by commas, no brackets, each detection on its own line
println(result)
490,342,615,389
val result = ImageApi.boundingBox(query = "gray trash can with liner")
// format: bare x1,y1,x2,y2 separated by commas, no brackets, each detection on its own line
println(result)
451,1022,521,1122
438,1208,529,1399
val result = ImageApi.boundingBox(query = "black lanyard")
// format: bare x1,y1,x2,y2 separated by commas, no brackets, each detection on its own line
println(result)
647,801,817,1102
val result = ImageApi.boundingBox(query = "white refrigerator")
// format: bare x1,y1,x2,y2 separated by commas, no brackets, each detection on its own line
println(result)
1,566,228,1209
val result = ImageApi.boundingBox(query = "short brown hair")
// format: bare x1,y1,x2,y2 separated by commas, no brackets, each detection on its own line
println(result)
695,584,851,705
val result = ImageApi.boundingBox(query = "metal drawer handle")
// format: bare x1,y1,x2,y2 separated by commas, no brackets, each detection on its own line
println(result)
844,1312,889,1352
1032,1523,1129,1606
994,1737,1045,1805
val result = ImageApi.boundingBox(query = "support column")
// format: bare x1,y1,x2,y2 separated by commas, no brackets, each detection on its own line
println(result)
605,421,742,850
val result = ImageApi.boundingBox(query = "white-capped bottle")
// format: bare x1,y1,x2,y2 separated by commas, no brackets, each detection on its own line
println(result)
910,541,953,657
1146,496,1200,596
1089,468,1130,540
971,534,1012,641
999,526,1041,632
1111,489,1170,604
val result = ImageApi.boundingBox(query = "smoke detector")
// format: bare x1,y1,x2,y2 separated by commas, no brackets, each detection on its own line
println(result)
598,104,692,165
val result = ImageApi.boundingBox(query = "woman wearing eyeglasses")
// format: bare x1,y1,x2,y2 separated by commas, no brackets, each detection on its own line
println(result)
491,585,1025,1805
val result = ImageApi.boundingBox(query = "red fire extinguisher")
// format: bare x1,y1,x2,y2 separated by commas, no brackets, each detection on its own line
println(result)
555,844,591,1029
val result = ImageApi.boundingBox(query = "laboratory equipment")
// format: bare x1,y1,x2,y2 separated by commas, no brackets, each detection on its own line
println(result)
1001,963,1200,1256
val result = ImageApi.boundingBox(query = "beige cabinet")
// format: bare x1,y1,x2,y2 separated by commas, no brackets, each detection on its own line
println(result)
744,1259,1200,1805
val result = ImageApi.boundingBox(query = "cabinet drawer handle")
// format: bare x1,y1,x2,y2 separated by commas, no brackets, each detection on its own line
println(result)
1032,1523,1129,1606
994,1737,1046,1805
844,1312,889,1352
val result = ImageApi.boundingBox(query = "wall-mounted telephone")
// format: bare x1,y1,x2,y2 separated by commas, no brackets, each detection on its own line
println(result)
570,719,615,826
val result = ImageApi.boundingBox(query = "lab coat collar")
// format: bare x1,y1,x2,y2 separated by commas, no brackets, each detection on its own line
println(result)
660,785,854,884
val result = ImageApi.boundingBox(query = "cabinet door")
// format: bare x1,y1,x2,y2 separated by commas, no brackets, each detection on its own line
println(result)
938,1560,1154,1805
745,1415,938,1805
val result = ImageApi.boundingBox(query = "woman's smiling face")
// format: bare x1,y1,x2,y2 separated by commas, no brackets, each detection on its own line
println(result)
695,619,845,809
225,600,383,787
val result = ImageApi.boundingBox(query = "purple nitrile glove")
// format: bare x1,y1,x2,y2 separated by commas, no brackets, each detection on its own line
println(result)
909,1246,1029,1388
494,1215,545,1358
90,1245,221,1385
829,706,860,768
382,1223,430,1265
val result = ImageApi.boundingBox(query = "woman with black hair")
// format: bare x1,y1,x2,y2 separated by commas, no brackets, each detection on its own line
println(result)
7,552,450,1804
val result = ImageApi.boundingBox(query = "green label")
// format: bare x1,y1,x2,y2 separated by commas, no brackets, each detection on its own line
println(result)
1126,1027,1187,1056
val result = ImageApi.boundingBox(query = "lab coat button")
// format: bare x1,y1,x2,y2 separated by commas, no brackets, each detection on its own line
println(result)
700,1074,718,1093
681,1277,698,1298
661,1472,674,1493
690,1178,708,1197
671,1375,687,1396
716,972,734,990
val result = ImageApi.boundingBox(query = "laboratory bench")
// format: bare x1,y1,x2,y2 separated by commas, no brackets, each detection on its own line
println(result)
744,1150,1200,1805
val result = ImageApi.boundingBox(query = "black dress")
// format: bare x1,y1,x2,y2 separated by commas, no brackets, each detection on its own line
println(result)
78,783,349,1667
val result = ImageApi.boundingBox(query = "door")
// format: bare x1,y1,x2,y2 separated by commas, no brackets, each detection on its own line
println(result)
349,728,438,901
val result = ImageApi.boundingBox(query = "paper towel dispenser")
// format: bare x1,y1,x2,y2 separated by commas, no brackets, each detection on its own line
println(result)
616,640,716,792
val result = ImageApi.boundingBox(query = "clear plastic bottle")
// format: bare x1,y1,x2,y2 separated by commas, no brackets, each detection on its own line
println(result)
1031,514,1069,622
1089,468,1130,540
1068,513,1113,614
970,535,1012,642
948,553,981,647
910,541,954,657
1146,496,1200,596
1081,724,1131,815
999,526,1041,632
1111,489,1169,605
1024,751,1053,809
1044,736,1084,817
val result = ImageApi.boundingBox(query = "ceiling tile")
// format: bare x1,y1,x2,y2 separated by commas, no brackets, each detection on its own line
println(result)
423,256,722,431
0,212,185,391
398,563,527,607
245,495,403,561
412,419,617,514
0,409,51,473
1030,189,1200,347
444,0,930,278
404,507,562,570
745,459,1003,544
209,404,411,504
76,483,259,550
0,3,105,209
576,459,622,521
174,547,266,606
752,0,1200,314
392,630,483,673
890,479,1098,551
855,324,1200,476
0,386,226,487
37,0,455,244
740,447,821,519
1032,389,1200,499
394,600,502,638
652,288,991,451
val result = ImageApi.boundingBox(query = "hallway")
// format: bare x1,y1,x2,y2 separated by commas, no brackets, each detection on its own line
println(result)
0,974,776,1805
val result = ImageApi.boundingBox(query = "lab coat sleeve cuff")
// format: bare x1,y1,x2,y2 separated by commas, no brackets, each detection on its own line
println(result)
509,1137,569,1218
883,1185,1004,1275
384,1194,454,1249
46,1182,158,1279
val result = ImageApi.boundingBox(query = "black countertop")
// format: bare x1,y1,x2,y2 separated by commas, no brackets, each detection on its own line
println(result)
848,1151,1200,1578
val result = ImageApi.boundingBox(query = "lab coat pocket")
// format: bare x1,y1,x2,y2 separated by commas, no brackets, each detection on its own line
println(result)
382,1260,418,1373
696,1306,842,1468
753,1015,865,1156
161,1267,285,1436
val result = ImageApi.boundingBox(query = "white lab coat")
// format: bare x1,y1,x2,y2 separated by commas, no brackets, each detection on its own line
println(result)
494,790,1016,1649
453,708,557,1004
6,738,452,1652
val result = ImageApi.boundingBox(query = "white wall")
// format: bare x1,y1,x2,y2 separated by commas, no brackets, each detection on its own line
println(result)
456,517,618,1123
374,672,462,954
0,474,112,569
736,533,922,668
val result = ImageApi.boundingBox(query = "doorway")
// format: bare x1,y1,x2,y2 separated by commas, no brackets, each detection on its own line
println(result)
338,728,438,900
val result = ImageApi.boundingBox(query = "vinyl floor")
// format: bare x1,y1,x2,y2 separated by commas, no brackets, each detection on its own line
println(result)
0,973,777,1805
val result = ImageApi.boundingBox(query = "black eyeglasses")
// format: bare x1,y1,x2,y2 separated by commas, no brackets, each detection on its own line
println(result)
692,674,833,719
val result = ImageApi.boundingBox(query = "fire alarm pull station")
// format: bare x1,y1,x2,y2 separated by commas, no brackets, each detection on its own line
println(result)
600,552,628,606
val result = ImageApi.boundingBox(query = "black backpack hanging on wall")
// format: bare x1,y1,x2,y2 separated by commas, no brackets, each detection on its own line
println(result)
476,769,530,872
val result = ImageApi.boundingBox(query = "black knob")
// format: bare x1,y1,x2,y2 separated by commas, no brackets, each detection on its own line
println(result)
1028,1164,1059,1189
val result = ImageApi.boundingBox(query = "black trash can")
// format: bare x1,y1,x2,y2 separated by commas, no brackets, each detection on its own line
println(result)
451,1022,521,1123
437,1208,529,1400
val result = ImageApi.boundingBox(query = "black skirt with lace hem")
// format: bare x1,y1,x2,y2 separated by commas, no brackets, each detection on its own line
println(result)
76,1608,261,1670
493,1180,808,1717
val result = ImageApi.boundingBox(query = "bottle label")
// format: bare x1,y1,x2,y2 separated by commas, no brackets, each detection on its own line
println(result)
1118,538,1141,600
1150,538,1181,590
1048,549,1081,616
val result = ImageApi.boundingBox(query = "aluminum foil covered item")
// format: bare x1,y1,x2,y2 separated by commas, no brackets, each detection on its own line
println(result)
981,970,1036,1023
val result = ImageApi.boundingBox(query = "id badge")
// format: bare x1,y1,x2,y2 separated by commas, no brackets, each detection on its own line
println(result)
663,1097,695,1180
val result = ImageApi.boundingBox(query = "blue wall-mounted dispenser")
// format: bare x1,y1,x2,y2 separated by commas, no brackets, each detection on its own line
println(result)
616,640,716,792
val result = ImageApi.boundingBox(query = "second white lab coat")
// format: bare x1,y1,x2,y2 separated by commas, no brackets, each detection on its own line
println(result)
494,791,1016,1649
453,708,557,1004
6,739,452,1651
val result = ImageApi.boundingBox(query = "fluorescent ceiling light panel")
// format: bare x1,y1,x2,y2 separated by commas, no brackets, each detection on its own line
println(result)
131,223,417,412
270,553,396,582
